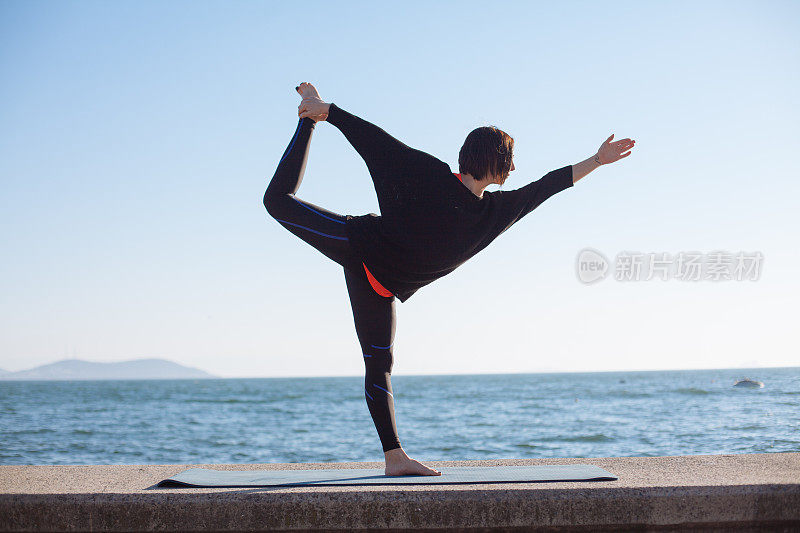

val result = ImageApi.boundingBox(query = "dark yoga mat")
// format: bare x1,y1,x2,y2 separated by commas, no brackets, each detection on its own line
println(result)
157,464,618,487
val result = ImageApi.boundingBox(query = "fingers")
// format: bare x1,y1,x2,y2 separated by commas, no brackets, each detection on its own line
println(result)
298,109,328,120
607,135,637,152
618,146,633,158
298,103,320,116
298,97,321,110
298,100,317,112
298,95,326,116
612,141,636,156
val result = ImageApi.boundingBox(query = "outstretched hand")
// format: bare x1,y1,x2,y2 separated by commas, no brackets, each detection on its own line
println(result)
597,134,636,165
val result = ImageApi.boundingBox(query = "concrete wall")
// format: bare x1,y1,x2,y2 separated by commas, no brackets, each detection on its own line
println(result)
1,453,798,532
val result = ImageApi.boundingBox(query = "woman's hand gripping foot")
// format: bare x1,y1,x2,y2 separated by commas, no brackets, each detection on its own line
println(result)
295,82,330,122
384,447,441,476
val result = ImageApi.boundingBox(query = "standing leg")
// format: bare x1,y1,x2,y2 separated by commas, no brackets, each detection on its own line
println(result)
343,266,401,453
343,266,440,476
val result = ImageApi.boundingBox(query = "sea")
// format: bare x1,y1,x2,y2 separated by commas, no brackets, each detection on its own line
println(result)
1,367,797,465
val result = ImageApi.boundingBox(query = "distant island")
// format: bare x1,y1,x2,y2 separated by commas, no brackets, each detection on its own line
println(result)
0,358,217,381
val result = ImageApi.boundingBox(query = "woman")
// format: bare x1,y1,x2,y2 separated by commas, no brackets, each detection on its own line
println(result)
264,82,635,476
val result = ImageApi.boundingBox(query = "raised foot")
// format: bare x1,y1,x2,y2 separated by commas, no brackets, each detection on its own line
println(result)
295,82,329,122
384,449,441,476
296,82,322,100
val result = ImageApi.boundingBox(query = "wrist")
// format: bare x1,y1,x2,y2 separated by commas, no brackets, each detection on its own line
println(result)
593,153,603,166
319,102,332,122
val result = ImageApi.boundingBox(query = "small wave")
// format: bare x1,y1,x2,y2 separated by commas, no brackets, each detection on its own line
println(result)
615,391,654,398
674,387,711,395
9,428,57,435
0,452,25,459
563,433,614,443
436,446,461,452
189,398,269,404
539,433,614,443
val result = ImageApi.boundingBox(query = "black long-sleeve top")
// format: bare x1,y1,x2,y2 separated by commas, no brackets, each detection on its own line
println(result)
327,103,575,302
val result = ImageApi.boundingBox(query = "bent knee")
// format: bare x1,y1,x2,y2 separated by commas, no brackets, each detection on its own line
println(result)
263,189,285,219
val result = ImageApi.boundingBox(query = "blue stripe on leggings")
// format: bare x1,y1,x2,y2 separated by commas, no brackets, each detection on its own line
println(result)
363,353,373,358
365,388,374,400
274,219,348,240
291,196,345,224
373,384,393,397
278,120,302,164
370,342,393,350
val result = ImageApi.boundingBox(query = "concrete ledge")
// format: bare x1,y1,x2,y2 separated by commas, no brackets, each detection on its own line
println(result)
1,453,798,532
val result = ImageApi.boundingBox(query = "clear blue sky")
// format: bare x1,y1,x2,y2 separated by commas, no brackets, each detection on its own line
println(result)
1,0,798,377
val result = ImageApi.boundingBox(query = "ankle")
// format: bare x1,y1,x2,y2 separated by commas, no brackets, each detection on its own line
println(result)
384,447,407,461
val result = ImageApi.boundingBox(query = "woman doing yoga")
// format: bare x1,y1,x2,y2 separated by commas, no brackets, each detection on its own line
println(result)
263,82,635,476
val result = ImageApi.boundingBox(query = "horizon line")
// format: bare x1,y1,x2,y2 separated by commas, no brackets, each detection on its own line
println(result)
1,364,795,382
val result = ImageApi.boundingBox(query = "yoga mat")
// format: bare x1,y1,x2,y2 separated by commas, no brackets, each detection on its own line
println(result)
158,464,618,487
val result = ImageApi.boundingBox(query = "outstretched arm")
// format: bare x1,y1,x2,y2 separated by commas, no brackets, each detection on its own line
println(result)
572,134,636,183
495,134,638,231
295,83,418,183
298,109,410,165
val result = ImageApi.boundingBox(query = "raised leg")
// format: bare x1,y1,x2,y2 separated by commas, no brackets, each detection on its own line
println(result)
263,117,360,270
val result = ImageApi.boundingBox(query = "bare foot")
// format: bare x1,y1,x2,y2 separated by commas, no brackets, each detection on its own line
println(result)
295,82,329,122
384,448,441,476
295,81,322,100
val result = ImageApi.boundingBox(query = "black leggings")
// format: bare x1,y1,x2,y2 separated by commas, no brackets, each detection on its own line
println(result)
263,115,406,453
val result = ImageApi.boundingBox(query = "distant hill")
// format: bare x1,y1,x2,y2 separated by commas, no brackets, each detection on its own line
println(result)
0,358,217,381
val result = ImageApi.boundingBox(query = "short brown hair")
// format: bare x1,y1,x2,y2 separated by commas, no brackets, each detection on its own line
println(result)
458,126,514,183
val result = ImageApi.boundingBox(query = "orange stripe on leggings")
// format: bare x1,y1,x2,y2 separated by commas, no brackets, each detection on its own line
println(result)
363,263,393,297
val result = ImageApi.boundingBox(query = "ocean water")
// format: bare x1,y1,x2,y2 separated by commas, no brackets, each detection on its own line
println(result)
1,367,797,465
